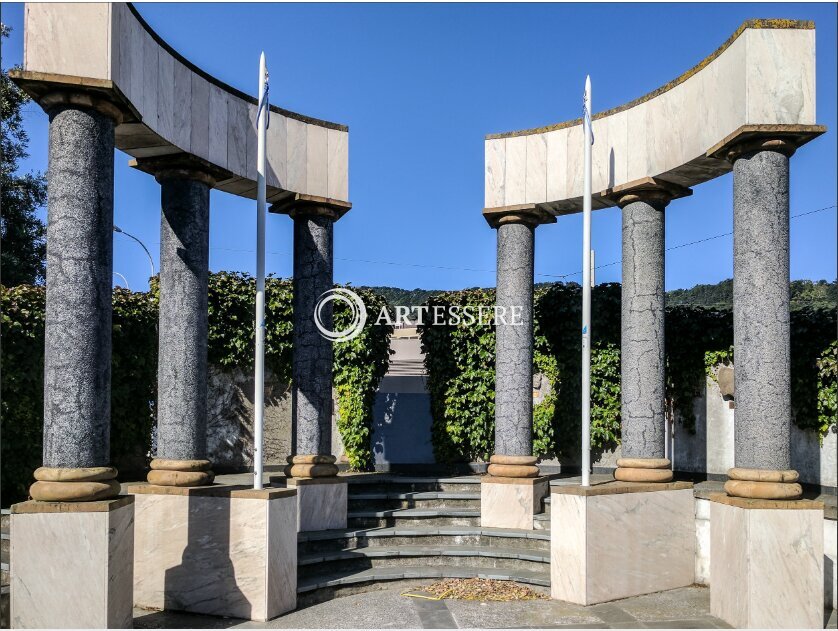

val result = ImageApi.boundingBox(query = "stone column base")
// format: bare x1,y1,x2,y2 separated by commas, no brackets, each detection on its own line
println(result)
146,458,214,487
284,454,339,478
613,458,673,483
285,477,348,532
551,481,694,605
127,484,297,621
480,476,548,530
10,496,134,628
709,493,824,629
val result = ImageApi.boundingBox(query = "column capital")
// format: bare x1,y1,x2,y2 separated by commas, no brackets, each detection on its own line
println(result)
602,177,692,209
129,153,232,188
483,203,557,229
706,123,826,163
8,70,137,124
270,193,352,221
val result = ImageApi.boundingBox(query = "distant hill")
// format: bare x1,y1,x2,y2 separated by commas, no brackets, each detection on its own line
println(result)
355,286,443,308
360,279,837,311
667,279,837,310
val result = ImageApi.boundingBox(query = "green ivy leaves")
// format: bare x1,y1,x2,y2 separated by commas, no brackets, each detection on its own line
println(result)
419,283,836,463
1,274,392,504
333,288,392,470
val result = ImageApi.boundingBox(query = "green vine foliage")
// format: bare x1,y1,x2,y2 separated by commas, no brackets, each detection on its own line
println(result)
533,283,622,459
1,285,46,503
817,341,837,438
419,289,497,463
790,308,838,435
1,272,390,504
204,273,294,382
1,285,158,502
420,283,836,462
334,288,393,470
421,283,624,463
110,288,159,473
665,306,733,432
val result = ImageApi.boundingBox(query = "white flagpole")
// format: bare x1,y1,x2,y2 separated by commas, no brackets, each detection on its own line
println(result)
253,52,268,490
581,75,593,487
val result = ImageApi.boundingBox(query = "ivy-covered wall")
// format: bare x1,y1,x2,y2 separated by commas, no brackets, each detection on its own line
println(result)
419,282,837,464
1,272,391,504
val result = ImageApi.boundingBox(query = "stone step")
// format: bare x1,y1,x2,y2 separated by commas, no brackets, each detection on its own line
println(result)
533,513,550,531
348,491,480,510
1,584,8,630
348,476,482,494
1,533,9,557
347,508,481,528
298,544,548,576
298,526,550,555
297,564,550,595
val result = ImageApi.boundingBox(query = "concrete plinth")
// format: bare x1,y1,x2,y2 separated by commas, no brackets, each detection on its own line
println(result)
287,477,348,532
10,497,134,629
481,476,548,530
550,482,694,605
709,494,824,629
129,485,297,621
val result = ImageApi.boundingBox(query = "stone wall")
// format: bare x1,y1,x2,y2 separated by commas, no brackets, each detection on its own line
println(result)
204,360,835,488
537,371,836,489
674,373,837,488
206,365,292,470
371,334,434,467
206,365,346,470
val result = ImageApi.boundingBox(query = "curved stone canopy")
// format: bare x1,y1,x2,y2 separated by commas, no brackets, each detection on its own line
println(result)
12,2,349,207
484,20,824,218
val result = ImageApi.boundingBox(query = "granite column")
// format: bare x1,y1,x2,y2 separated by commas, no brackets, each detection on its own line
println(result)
32,97,123,502
707,127,826,629
609,180,690,483
132,155,221,486
482,205,554,530
10,89,135,629
492,219,537,471
727,140,800,499
274,195,351,531
290,210,338,474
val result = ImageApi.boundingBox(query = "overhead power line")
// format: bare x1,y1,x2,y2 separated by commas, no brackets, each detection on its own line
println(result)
121,203,837,281
536,203,837,280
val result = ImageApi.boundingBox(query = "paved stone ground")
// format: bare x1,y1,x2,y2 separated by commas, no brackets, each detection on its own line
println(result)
131,585,838,629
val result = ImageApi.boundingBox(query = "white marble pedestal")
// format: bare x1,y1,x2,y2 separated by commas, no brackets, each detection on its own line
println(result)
128,484,297,621
10,496,135,629
481,476,549,530
287,477,348,532
710,493,824,629
551,481,694,605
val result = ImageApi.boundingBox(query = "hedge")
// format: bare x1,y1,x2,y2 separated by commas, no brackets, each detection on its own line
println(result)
420,282,836,463
1,272,391,504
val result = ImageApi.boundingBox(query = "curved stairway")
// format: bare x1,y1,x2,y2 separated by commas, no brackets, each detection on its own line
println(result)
290,475,551,605
0,477,551,614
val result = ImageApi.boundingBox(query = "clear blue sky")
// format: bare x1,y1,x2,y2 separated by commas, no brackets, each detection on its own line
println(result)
3,2,836,292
